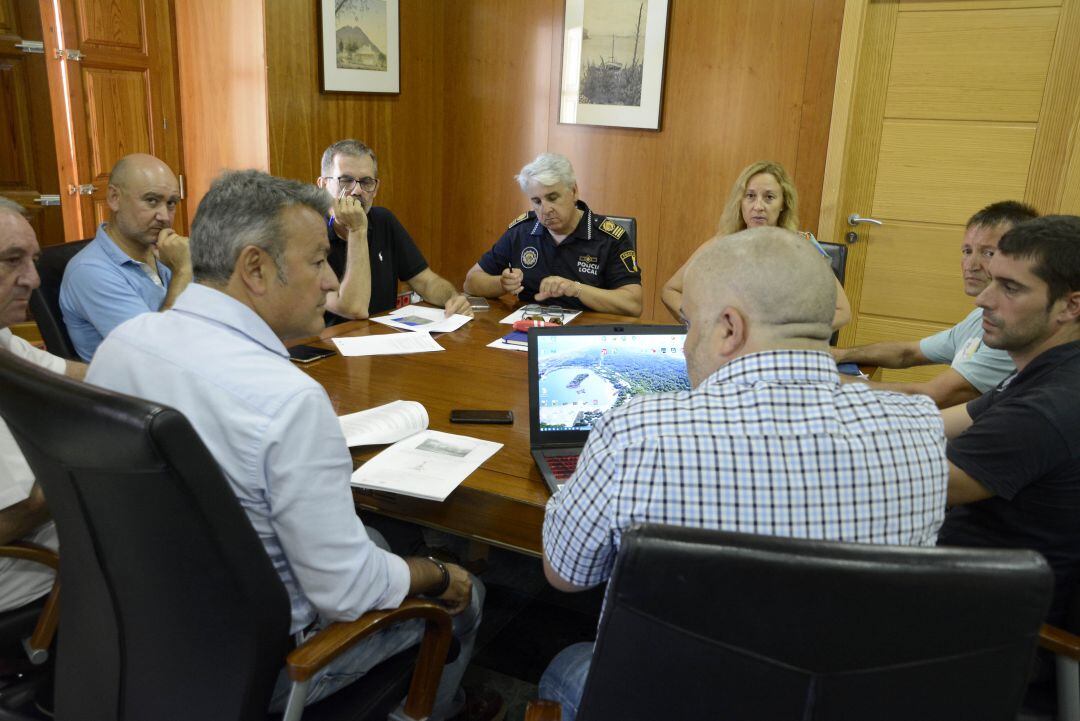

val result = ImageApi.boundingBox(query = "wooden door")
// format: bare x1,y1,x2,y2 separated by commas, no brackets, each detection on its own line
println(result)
0,0,63,247
819,0,1080,383
38,0,185,241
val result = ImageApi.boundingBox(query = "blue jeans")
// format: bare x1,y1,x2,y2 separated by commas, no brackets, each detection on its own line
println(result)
538,642,594,721
269,531,484,721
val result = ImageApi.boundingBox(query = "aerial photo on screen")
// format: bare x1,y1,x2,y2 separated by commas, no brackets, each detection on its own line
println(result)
538,333,688,432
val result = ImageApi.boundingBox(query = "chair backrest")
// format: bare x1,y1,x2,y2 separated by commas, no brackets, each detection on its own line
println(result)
604,215,637,251
578,523,1053,721
28,239,91,360
819,240,848,285
0,348,292,721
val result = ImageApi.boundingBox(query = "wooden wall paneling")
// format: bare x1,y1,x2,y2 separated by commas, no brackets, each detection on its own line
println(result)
435,0,556,288
176,0,268,225
265,0,445,277
0,0,15,34
1026,0,1080,214
795,0,846,240
885,6,1057,122
72,0,142,51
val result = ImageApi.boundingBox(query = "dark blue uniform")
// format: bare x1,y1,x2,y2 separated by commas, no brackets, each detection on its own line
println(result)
477,201,640,311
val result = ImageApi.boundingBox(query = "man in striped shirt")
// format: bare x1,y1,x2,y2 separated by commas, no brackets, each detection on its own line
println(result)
538,227,949,721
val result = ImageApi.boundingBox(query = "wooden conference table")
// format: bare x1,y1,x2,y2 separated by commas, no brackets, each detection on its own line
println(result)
298,299,646,557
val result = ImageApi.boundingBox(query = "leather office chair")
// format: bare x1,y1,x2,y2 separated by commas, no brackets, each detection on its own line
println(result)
0,544,59,721
1038,587,1080,720
530,523,1052,721
27,239,90,361
604,216,636,251
0,348,454,721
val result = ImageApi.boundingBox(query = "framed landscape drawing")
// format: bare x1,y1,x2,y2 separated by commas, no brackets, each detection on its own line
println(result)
319,0,400,94
558,0,671,129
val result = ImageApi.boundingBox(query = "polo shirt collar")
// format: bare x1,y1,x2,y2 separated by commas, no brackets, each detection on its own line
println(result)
94,223,147,268
530,200,593,243
705,349,840,388
171,283,289,358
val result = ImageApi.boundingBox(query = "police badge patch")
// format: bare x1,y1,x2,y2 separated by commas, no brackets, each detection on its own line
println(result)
620,250,639,273
598,219,625,239
521,246,539,268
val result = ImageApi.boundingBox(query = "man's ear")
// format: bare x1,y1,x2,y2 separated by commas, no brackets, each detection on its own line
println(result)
106,184,121,213
315,176,328,189
716,305,748,357
235,245,270,295
1058,290,1080,323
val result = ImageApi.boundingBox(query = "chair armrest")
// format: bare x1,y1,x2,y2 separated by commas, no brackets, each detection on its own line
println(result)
286,598,454,720
525,699,562,721
1040,623,1080,661
0,543,61,662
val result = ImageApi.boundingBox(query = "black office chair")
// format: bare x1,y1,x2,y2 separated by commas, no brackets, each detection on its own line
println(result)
27,239,90,361
1038,585,1080,720
0,348,454,721
531,523,1052,721
603,215,637,251
0,543,59,721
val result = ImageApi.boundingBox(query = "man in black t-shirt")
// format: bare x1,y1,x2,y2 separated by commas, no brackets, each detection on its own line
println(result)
316,140,471,321
464,153,642,316
939,215,1080,630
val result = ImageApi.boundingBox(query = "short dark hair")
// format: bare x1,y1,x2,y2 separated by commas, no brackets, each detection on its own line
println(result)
320,139,377,177
997,215,1080,306
967,200,1039,230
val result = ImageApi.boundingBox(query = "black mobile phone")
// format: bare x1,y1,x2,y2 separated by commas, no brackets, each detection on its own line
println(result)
449,409,514,425
288,344,335,364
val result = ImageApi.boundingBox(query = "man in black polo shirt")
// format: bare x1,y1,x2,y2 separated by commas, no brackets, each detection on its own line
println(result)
316,139,471,321
940,215,1080,632
464,153,642,316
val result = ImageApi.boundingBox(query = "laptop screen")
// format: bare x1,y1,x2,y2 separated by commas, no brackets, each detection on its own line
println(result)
528,325,691,444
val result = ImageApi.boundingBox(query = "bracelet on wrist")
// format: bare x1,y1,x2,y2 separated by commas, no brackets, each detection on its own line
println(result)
425,556,451,597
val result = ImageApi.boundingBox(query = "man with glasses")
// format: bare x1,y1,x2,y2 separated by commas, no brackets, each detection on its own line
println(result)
316,139,471,320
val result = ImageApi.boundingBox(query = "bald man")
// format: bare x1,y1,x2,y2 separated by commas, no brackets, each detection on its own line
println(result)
60,153,191,360
538,227,949,721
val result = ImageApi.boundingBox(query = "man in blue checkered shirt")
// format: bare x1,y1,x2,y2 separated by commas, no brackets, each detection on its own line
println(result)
537,227,949,721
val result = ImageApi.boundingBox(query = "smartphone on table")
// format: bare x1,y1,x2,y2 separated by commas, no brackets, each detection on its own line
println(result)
449,409,514,425
288,344,335,364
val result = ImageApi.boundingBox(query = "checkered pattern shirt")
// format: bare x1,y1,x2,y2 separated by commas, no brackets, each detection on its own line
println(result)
543,350,948,588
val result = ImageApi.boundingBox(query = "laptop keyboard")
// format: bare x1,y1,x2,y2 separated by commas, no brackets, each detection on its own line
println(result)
547,455,579,480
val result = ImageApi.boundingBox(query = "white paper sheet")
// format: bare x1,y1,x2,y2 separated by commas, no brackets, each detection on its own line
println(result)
499,307,582,325
350,430,503,501
332,332,444,357
371,305,473,334
338,400,428,447
486,338,528,353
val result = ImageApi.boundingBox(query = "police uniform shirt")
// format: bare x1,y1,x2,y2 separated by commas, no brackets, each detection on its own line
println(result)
325,206,428,324
477,200,641,311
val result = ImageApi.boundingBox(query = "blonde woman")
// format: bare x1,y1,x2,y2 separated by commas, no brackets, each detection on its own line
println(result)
661,160,851,329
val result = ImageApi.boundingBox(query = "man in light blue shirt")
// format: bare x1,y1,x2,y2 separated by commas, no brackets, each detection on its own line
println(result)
833,201,1038,408
86,170,491,719
59,153,192,360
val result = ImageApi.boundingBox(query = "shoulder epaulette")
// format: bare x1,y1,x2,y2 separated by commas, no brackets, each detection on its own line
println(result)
597,218,625,240
508,212,532,229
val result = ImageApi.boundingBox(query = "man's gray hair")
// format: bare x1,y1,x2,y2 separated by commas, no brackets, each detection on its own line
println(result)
190,170,331,284
320,139,378,177
515,153,576,191
0,197,28,218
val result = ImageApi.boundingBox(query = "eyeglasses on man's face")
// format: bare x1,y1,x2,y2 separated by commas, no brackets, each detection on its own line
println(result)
326,175,379,193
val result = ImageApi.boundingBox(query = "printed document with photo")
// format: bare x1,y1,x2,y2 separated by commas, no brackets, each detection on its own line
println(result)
372,305,473,334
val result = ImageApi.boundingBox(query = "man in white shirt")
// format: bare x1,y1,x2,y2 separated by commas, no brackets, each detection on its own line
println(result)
0,197,86,612
85,172,498,720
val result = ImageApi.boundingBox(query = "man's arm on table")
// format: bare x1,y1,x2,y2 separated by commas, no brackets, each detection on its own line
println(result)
325,197,372,319
156,229,192,311
464,262,523,299
0,483,50,546
406,268,472,317
832,340,982,408
537,277,643,317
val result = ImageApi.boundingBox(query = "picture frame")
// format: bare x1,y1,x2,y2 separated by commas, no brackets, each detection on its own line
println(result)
558,0,671,130
319,0,400,94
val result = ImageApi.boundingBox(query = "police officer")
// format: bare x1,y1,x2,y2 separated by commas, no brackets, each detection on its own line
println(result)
465,153,642,316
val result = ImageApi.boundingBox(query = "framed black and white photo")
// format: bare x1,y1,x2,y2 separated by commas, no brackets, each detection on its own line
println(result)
558,0,670,129
319,0,400,94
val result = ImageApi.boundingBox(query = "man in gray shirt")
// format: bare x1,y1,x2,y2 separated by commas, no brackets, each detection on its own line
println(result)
833,201,1037,408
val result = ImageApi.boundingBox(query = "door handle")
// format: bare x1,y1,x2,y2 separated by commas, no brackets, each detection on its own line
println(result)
34,195,62,207
847,213,883,226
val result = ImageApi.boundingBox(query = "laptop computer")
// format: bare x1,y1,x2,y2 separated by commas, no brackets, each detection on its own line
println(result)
528,324,691,495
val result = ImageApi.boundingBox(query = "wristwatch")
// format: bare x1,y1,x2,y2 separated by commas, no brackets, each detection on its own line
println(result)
426,556,450,597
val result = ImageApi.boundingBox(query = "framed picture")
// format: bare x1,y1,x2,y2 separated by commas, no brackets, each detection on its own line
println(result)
558,0,671,130
319,0,400,94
